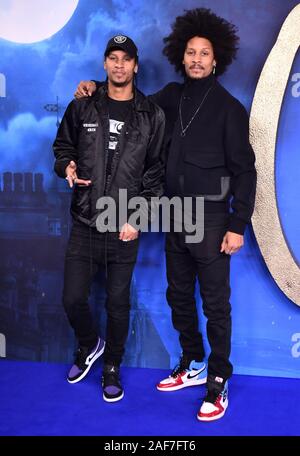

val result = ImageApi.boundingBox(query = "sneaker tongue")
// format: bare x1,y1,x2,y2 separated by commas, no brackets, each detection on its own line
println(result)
171,365,187,378
78,346,90,354
75,347,90,369
104,364,119,374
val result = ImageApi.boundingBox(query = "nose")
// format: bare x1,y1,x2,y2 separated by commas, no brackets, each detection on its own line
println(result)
115,60,124,68
192,53,201,63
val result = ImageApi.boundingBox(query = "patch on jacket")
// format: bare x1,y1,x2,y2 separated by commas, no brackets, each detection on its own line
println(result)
83,123,99,132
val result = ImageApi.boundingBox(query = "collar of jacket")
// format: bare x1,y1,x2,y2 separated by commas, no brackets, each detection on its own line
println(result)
94,82,151,113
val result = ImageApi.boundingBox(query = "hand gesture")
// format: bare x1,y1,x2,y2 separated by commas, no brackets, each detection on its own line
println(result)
65,161,91,188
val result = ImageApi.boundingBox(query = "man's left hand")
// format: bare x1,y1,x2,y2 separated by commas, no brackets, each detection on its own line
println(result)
220,231,244,255
119,223,139,242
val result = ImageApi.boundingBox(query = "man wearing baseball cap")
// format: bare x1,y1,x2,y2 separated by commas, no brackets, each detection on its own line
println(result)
104,35,138,61
53,35,165,403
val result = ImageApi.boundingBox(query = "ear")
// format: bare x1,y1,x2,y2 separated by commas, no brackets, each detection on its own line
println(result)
104,60,107,70
213,59,217,66
134,63,138,74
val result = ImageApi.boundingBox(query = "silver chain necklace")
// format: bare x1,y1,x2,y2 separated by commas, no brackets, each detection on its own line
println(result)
179,84,214,137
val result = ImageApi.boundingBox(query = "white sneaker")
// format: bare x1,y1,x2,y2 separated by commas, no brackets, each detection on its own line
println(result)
197,380,228,421
157,357,207,392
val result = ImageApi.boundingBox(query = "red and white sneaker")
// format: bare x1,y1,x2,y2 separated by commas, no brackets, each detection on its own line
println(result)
197,381,228,421
157,356,207,392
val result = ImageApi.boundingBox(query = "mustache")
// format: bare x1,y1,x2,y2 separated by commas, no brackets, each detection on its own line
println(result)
189,64,205,70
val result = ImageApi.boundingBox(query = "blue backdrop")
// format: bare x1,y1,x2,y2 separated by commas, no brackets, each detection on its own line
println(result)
0,0,299,378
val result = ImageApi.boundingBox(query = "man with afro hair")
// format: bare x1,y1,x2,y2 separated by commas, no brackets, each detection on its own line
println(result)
75,8,256,422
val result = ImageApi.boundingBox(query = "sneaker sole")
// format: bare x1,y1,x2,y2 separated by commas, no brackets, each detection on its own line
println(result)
197,409,226,421
157,376,207,392
103,391,124,403
67,341,105,384
197,403,228,422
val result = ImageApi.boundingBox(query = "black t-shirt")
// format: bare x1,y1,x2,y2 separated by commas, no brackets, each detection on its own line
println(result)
107,97,133,178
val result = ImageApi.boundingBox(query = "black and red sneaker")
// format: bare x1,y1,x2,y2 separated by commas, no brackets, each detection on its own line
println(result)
197,379,228,421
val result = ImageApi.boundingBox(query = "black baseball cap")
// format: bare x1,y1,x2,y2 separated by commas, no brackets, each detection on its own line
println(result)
104,35,138,60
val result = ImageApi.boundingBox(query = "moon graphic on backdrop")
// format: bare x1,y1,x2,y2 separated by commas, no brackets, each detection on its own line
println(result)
0,0,79,44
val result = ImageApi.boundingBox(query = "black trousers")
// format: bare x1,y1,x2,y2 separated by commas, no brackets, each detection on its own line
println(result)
165,214,233,381
63,222,139,366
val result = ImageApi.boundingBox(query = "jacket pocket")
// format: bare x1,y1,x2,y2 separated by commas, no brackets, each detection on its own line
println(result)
183,150,228,196
184,149,226,169
125,129,150,146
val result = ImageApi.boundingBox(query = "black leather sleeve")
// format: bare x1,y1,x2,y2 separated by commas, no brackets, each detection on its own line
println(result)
53,100,79,178
139,105,166,219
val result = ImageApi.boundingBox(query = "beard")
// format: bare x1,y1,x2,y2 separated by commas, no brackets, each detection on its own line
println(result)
187,65,213,79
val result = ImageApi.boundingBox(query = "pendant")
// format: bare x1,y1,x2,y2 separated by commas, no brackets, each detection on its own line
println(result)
181,131,186,137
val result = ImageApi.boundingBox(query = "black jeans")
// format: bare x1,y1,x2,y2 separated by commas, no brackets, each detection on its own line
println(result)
165,214,233,381
63,222,139,366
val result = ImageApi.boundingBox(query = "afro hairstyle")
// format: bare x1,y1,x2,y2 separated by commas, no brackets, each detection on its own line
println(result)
163,8,239,77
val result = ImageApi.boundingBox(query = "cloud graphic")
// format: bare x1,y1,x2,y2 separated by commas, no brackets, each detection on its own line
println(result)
51,0,186,101
0,113,57,187
0,0,296,182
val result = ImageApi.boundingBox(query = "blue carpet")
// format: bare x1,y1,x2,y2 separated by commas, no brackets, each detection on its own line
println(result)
0,360,299,436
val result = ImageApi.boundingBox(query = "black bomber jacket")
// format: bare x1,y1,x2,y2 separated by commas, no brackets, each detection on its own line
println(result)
53,84,165,227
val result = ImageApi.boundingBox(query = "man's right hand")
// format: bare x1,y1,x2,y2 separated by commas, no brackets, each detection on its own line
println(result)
65,161,91,188
74,80,96,99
